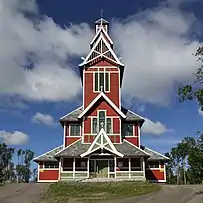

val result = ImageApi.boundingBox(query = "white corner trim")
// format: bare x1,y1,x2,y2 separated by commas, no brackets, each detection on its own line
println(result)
60,106,82,120
78,92,126,119
55,138,82,156
33,145,63,161
80,128,124,158
123,139,150,156
144,147,170,160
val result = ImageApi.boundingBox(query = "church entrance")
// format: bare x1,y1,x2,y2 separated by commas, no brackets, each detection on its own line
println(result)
96,160,108,178
89,159,109,178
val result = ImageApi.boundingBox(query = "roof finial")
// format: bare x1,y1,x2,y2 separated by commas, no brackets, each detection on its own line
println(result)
100,8,103,19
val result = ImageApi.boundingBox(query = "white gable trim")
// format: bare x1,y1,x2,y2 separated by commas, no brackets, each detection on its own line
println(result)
33,145,63,161
79,34,124,67
54,138,82,156
123,139,150,156
80,128,124,157
144,147,170,160
60,106,82,120
128,109,145,120
78,92,126,119
90,26,113,45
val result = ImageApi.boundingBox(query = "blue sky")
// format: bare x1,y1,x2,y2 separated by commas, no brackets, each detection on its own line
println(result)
0,0,203,165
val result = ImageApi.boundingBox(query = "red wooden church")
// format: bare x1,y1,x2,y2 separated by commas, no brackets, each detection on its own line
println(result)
34,18,169,182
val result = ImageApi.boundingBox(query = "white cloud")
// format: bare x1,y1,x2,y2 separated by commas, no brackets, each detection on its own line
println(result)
0,0,202,107
0,130,28,145
0,0,93,102
142,118,171,135
32,112,56,126
198,107,203,116
111,6,202,105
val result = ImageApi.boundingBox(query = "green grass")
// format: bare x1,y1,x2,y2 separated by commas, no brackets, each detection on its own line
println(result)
42,181,161,203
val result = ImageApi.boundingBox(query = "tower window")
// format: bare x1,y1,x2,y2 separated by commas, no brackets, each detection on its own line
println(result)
94,72,110,92
70,124,81,136
123,124,134,136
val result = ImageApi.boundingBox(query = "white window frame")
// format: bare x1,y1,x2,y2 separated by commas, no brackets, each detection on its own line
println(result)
123,123,134,137
93,69,110,93
91,110,113,135
69,124,81,137
44,161,59,169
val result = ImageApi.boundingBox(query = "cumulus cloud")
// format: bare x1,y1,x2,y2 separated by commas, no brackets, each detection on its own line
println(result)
32,112,56,126
0,130,28,145
0,0,202,108
0,0,93,102
142,118,172,135
198,107,203,116
111,6,201,105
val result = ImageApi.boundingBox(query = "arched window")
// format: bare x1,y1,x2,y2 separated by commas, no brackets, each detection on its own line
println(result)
99,111,105,130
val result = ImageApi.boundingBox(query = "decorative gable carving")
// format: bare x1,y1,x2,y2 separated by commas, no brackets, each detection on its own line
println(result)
80,127,124,157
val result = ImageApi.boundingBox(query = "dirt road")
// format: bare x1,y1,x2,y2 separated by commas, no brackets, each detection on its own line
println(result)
0,183,49,203
0,183,202,203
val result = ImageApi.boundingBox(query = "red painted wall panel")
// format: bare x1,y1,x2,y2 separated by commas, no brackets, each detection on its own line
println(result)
39,170,59,181
86,99,119,117
65,137,81,147
109,135,120,143
146,169,165,181
113,118,120,134
84,118,91,134
84,64,120,108
125,137,139,146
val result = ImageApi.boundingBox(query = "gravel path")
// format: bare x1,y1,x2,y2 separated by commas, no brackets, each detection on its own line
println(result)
0,183,49,203
0,183,202,203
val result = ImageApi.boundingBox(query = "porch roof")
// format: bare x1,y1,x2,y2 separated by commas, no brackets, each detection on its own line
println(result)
141,146,170,161
54,140,90,158
33,145,63,162
54,139,149,158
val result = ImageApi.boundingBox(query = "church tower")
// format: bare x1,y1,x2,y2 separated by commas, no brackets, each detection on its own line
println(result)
79,18,125,109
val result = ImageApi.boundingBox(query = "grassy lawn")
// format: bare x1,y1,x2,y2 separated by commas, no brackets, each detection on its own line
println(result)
41,181,161,203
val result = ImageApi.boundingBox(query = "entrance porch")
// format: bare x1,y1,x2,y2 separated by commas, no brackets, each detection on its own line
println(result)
59,156,146,181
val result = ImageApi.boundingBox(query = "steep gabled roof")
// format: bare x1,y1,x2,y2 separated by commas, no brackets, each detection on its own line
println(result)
33,145,63,162
60,106,83,122
78,92,126,119
79,34,124,67
121,107,145,126
141,146,170,161
90,26,113,45
95,18,109,24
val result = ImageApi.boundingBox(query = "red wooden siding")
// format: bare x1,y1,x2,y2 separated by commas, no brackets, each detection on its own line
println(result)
84,118,91,134
65,137,81,147
134,125,138,136
86,98,119,117
125,137,139,146
84,72,97,108
113,118,120,134
109,135,120,143
146,169,165,181
84,64,120,108
39,170,59,181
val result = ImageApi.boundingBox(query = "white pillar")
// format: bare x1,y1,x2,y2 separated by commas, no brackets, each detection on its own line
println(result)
58,158,62,181
87,157,90,178
142,157,145,178
73,158,75,179
129,158,131,179
114,156,117,178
